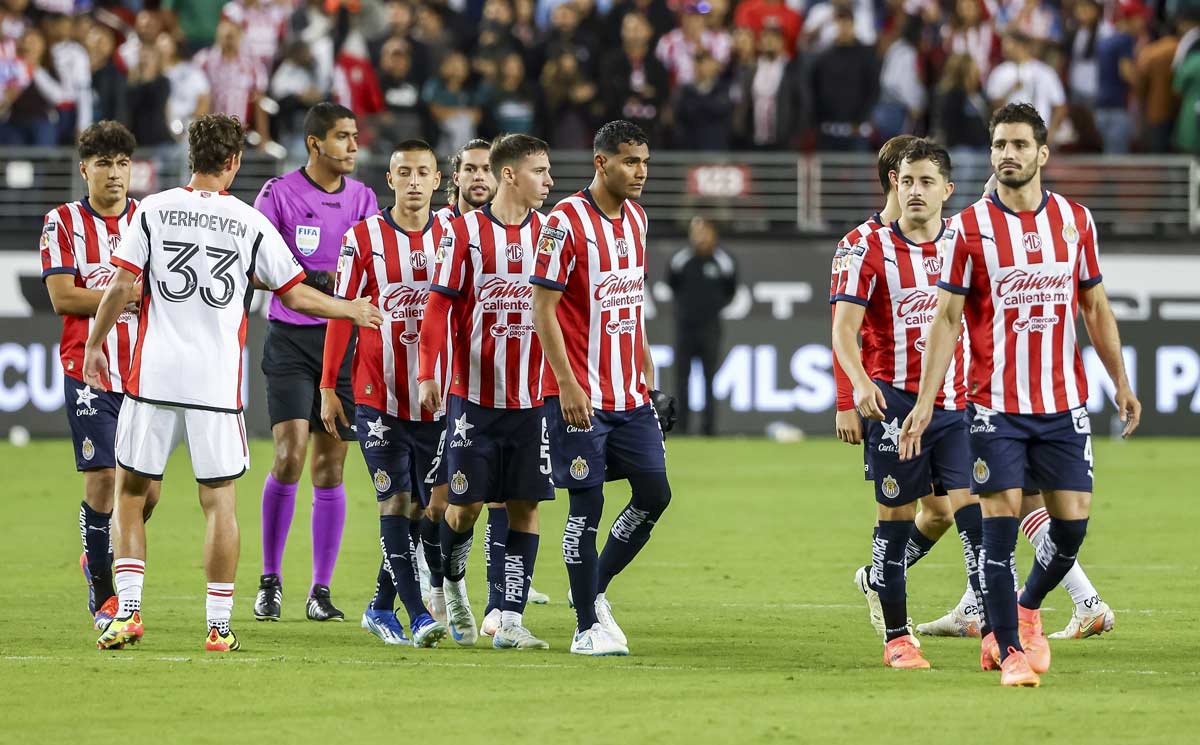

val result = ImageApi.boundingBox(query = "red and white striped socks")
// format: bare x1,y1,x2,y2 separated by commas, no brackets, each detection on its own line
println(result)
1021,507,1102,613
206,583,234,634
113,558,145,617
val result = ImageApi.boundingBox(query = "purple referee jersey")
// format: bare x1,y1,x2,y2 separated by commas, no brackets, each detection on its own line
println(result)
254,167,379,325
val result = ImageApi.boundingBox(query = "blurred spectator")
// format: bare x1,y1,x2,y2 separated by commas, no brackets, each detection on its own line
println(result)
656,2,731,86
42,11,90,142
369,2,431,82
332,33,384,121
414,2,459,55
537,0,614,30
728,25,756,146
118,9,167,73
423,50,484,156
0,34,30,127
477,0,526,62
994,0,1060,46
0,28,63,145
745,24,788,147
289,0,337,98
372,37,430,144
734,0,801,55
986,30,1066,142
163,0,227,53
224,0,290,74
157,31,210,142
705,0,731,31
943,0,997,80
511,0,540,51
809,7,877,151
803,0,875,54
1,0,30,42
667,216,737,437
269,40,324,146
673,49,732,148
1093,2,1144,154
540,46,599,148
540,1,600,69
1173,11,1200,153
85,22,127,124
1064,0,1101,108
1135,20,1179,153
604,0,675,47
874,14,925,141
194,16,270,141
932,53,990,150
485,51,541,135
599,10,670,145
126,44,173,146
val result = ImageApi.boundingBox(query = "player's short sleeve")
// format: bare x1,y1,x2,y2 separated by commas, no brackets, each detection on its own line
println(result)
110,211,151,275
254,220,306,294
39,209,76,278
431,218,469,296
334,227,368,300
937,215,972,295
832,238,877,306
1077,206,1102,288
529,210,574,291
253,177,282,228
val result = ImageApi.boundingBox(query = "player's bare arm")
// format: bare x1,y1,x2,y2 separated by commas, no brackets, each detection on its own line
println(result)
1079,281,1141,438
532,285,592,429
82,266,139,391
832,301,887,423
45,274,142,317
899,289,964,460
277,283,383,328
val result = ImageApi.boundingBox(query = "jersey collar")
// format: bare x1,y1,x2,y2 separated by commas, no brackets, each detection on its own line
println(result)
581,187,625,224
382,207,435,236
481,202,533,228
80,196,132,220
990,189,1049,217
889,219,946,246
300,166,346,195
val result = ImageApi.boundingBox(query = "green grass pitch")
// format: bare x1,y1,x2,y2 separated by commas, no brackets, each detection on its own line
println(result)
2,437,1198,744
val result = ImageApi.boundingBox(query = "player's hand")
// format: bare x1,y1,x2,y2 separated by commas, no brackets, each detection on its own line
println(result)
347,297,383,328
560,380,593,430
1115,385,1141,439
898,403,933,461
82,343,110,392
835,409,863,444
319,388,348,436
853,379,887,421
649,389,678,433
419,379,442,414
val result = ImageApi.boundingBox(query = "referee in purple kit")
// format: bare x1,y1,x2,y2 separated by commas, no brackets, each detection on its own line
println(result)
252,102,380,623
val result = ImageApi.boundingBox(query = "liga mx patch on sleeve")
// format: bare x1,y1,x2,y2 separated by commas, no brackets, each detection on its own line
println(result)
538,225,566,255
436,235,453,261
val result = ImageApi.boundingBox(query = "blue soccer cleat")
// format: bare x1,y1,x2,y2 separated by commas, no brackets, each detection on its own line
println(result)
361,608,411,646
411,613,449,648
80,552,96,616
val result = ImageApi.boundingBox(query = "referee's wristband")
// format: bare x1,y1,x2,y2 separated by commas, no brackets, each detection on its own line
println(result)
303,270,336,295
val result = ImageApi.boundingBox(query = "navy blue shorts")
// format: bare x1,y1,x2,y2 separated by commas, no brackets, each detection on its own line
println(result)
64,375,120,471
355,405,446,505
543,397,667,489
864,382,969,506
443,395,554,505
967,403,1094,494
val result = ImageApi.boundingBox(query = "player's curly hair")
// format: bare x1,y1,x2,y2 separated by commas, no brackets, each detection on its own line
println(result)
876,135,919,194
593,120,647,155
989,102,1048,147
899,138,953,181
490,133,549,174
77,120,136,161
446,138,491,205
188,114,244,175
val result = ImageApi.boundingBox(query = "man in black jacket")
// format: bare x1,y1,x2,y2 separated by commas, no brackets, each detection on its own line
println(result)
599,12,671,147
810,7,878,151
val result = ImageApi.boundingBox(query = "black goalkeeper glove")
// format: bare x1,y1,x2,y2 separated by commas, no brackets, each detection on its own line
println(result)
649,389,677,433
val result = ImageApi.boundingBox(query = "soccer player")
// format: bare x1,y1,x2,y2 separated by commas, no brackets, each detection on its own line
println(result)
900,103,1140,687
531,120,678,656
41,121,162,631
253,102,380,622
318,139,450,647
833,140,985,669
416,133,556,650
85,114,382,652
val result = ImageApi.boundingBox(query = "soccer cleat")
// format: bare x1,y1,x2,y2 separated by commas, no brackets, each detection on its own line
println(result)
493,624,550,650
417,547,432,606
96,612,143,650
411,613,449,648
853,565,886,637
1017,604,1051,674
361,608,411,646
480,608,502,637
80,552,96,616
883,635,930,669
1049,602,1115,640
204,626,240,652
443,579,478,646
93,596,118,631
570,623,628,656
429,588,447,625
999,648,1040,687
254,573,282,621
528,586,550,605
916,604,982,638
595,595,627,647
306,584,344,622
980,632,1001,671
567,588,574,609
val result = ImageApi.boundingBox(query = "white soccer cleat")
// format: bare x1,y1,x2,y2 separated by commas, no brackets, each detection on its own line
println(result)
570,623,628,656
1049,602,1115,640
480,608,502,637
594,594,627,647
443,579,478,647
429,587,447,625
567,588,574,608
493,624,550,650
916,603,983,638
417,548,432,606
853,566,886,637
528,586,550,605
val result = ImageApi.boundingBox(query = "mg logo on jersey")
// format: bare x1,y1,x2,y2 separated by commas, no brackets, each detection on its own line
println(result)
614,238,629,257
295,225,321,256
410,249,428,270
1022,232,1043,254
399,331,420,345
504,242,524,262
107,233,122,252
1012,315,1059,334
922,255,942,276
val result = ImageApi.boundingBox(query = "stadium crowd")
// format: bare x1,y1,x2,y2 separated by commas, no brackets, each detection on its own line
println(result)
3,0,1200,157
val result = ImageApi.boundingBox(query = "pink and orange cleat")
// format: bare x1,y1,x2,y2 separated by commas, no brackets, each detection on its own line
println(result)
999,648,1041,687
884,635,931,669
1017,604,1051,674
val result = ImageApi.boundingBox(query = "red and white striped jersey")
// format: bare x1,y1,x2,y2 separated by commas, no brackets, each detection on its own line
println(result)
433,204,461,229
939,191,1102,414
430,204,545,409
831,213,883,411
836,221,968,409
335,211,445,421
40,199,140,392
530,190,650,412
193,46,267,125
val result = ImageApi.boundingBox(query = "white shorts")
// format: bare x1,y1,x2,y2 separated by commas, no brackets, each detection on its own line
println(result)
115,398,249,483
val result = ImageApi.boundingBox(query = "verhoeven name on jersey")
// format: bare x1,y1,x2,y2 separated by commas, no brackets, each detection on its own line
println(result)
157,209,250,238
